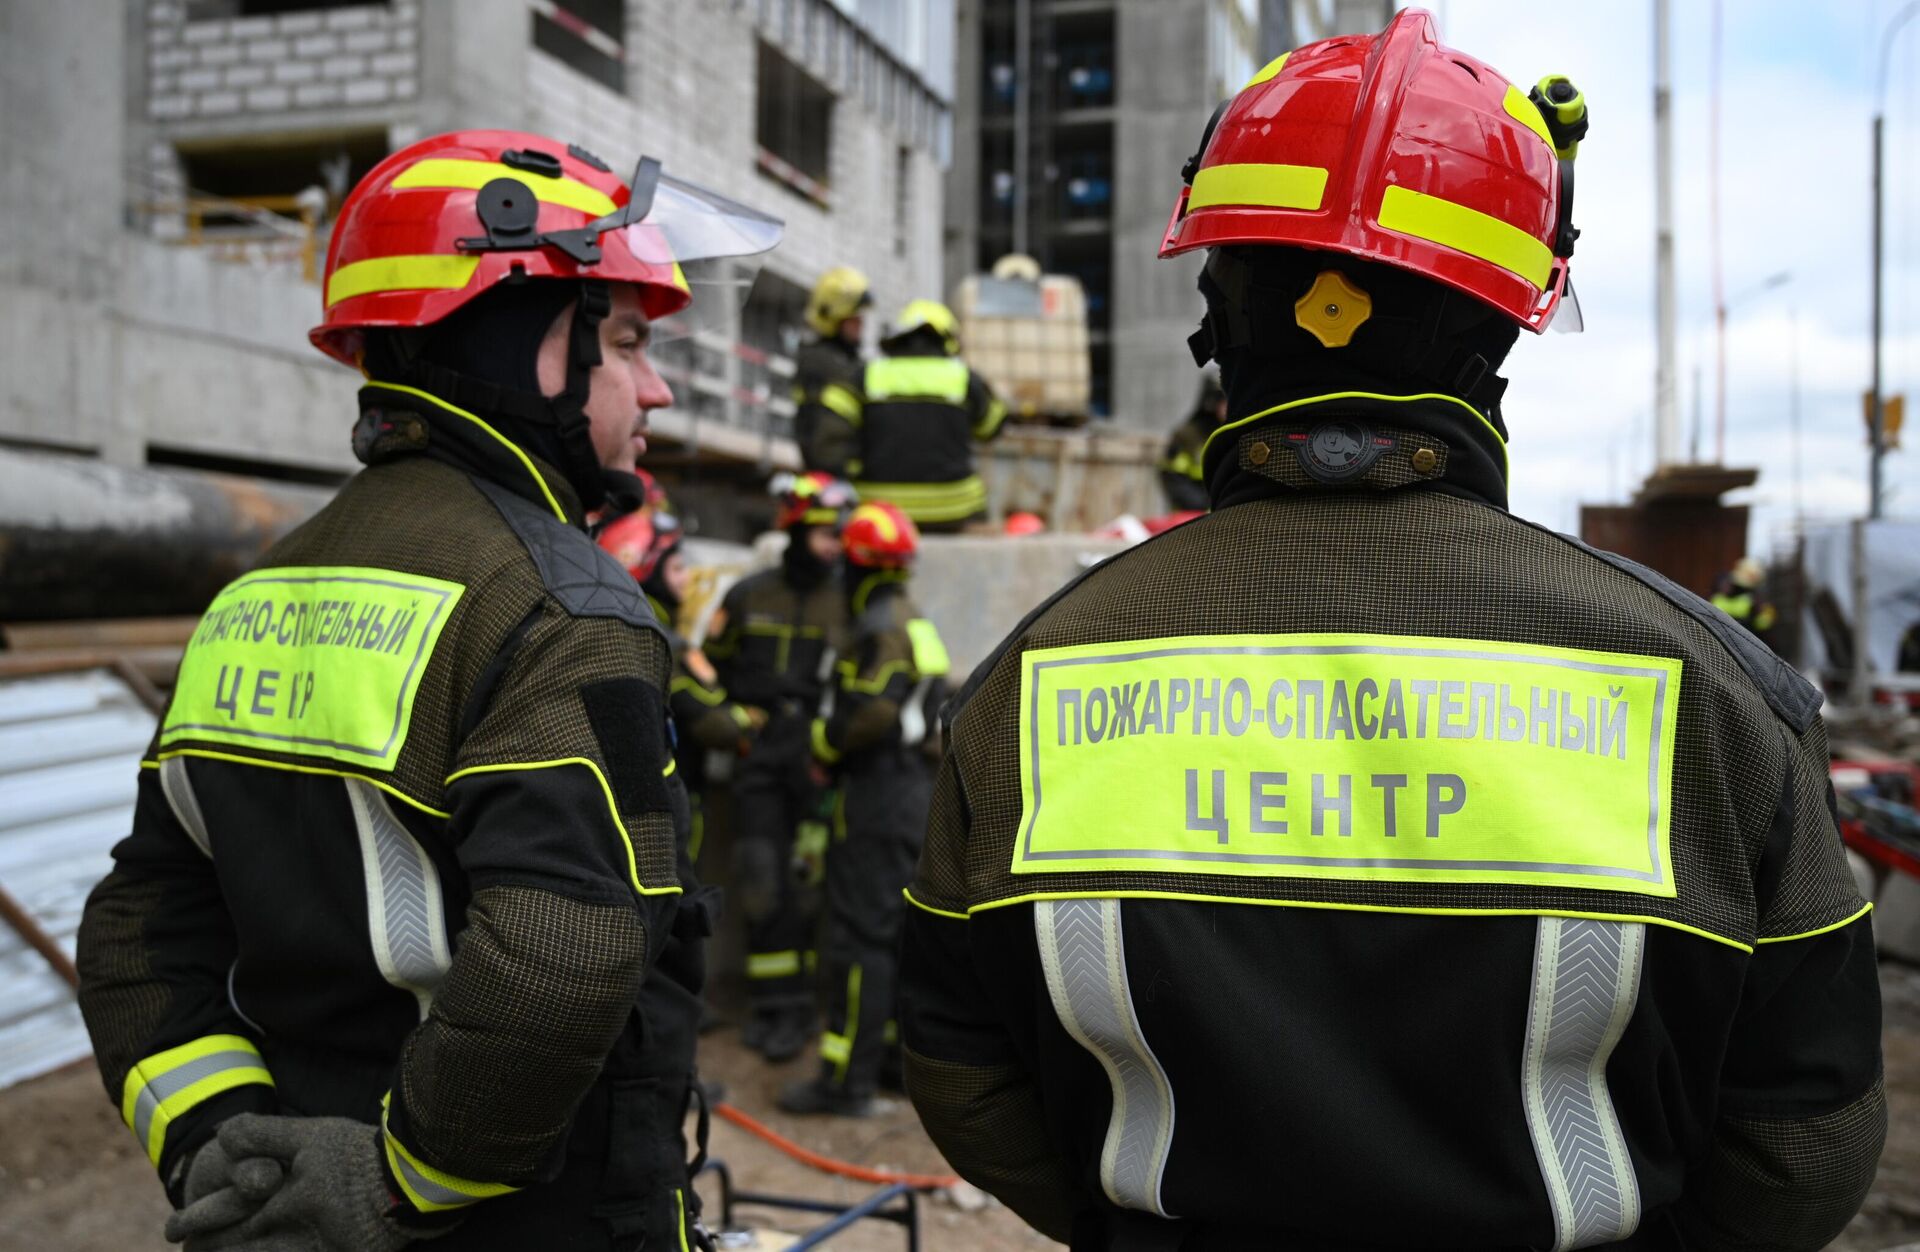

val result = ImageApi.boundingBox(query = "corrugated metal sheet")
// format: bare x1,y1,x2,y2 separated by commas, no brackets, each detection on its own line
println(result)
0,668,156,1089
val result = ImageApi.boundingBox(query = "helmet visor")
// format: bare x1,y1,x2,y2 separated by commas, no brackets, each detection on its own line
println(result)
624,171,784,346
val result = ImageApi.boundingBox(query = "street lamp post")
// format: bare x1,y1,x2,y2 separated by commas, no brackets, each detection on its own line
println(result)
1871,1,1920,520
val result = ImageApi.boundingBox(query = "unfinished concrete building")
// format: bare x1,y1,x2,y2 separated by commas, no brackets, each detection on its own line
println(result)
941,0,1392,431
1,0,952,500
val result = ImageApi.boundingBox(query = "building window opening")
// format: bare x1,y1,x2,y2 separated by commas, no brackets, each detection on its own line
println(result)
894,145,912,257
185,1,390,17
531,0,626,94
756,41,835,203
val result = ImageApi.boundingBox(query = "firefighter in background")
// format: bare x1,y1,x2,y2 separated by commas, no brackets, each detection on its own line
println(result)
1712,557,1780,647
781,502,949,1116
795,266,871,474
844,299,1008,531
76,130,783,1250
706,472,856,1061
1159,371,1227,512
899,13,1883,1248
599,488,762,865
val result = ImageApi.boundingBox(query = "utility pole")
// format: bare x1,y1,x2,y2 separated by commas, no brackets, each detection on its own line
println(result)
1653,0,1680,467
1871,2,1920,520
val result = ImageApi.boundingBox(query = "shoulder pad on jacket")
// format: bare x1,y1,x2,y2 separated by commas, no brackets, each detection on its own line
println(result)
1540,524,1820,733
471,477,666,638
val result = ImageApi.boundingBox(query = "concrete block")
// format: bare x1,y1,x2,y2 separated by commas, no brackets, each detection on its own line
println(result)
148,93,192,120
180,21,225,45
149,0,184,21
197,41,242,65
393,76,418,99
227,16,274,40
179,66,220,91
245,85,292,112
342,28,389,53
275,11,324,36
321,54,367,79
325,6,377,31
149,22,177,45
148,72,178,94
392,0,420,19
293,33,338,58
393,25,416,49
150,46,194,71
293,81,345,108
245,38,291,62
196,89,243,114
343,77,391,105
223,63,269,88
272,59,320,84
369,50,414,75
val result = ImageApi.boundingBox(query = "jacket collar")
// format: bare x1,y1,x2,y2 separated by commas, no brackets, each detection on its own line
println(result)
355,381,584,526
1204,390,1509,512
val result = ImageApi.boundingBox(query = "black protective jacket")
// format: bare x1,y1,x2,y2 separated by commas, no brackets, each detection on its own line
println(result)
793,335,864,474
849,353,1008,528
900,390,1884,1251
76,382,707,1249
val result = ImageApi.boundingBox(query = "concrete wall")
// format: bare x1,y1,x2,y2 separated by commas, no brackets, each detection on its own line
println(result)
1111,0,1212,438
144,0,419,123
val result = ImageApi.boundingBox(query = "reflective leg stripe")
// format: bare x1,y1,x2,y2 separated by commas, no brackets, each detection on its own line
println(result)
1035,899,1176,1218
380,1093,518,1212
120,1034,273,1167
345,779,452,1021
157,757,213,859
1521,917,1645,1251
748,950,803,979
822,962,863,1083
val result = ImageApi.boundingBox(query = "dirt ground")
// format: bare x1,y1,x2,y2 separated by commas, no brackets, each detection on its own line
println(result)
4,966,1918,1251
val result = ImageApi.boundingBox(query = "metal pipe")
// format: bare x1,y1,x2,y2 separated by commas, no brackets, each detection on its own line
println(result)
1012,0,1031,256
0,880,79,991
0,448,334,621
786,1184,914,1250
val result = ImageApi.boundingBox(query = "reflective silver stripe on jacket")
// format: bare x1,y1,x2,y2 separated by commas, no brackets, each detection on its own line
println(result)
157,757,213,858
1521,916,1645,1250
345,778,452,1019
1035,898,1177,1217
899,677,936,746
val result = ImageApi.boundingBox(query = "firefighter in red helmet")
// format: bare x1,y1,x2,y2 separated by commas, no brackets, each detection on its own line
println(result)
704,471,858,1061
76,130,781,1251
601,498,761,860
899,12,1882,1249
781,502,950,1117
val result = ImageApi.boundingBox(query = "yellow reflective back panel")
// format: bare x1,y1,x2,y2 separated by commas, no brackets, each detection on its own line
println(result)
160,565,465,772
1015,633,1680,897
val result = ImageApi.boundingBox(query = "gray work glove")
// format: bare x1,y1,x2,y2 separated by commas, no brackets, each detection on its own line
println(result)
168,1135,288,1244
164,1114,425,1252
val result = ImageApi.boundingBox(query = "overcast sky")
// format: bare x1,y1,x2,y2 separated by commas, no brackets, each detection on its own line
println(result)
1420,0,1918,552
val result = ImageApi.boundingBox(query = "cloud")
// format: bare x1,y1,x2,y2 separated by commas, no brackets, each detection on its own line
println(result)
1433,0,1918,548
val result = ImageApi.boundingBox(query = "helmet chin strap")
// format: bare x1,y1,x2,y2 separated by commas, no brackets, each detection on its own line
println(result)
380,278,618,514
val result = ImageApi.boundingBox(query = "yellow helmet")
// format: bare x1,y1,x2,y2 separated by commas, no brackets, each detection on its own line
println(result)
806,266,871,336
883,298,960,356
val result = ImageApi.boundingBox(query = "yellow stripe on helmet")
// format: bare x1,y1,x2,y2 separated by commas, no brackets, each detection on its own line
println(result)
326,255,481,308
1502,83,1555,150
1241,52,1288,90
1376,184,1553,291
1188,163,1329,213
391,158,619,218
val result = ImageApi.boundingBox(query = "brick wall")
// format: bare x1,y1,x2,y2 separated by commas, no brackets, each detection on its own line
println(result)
144,0,419,121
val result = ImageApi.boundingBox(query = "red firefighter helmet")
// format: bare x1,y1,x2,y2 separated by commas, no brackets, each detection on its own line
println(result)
1160,9,1584,332
773,471,858,530
597,505,683,584
841,502,919,570
312,130,781,366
